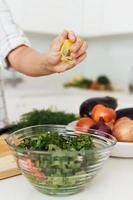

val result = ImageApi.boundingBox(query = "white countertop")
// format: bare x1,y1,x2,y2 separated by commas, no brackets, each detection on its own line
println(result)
4,82,133,124
0,157,133,200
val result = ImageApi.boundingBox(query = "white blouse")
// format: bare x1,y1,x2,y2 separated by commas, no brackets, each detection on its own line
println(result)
0,0,29,67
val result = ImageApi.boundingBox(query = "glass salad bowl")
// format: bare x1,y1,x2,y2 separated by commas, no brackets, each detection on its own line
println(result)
6,125,116,196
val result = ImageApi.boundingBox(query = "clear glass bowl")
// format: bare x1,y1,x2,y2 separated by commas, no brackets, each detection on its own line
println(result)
6,125,116,196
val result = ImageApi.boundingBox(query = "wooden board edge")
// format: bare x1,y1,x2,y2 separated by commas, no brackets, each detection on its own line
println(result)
0,168,21,180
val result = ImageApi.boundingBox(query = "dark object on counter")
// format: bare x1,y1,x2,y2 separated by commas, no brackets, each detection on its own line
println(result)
97,75,110,85
96,75,113,91
116,108,133,120
90,117,112,135
129,84,133,94
0,125,16,135
80,96,118,117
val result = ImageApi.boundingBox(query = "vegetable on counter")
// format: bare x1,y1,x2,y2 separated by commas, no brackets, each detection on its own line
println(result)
113,117,133,142
11,109,78,132
64,74,113,91
76,117,95,131
96,76,112,91
75,96,117,136
79,96,117,117
116,108,133,120
77,96,133,142
97,76,111,85
91,104,116,123
64,74,93,89
90,117,112,135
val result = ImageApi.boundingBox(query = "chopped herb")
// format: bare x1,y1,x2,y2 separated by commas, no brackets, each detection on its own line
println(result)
18,132,95,151
18,132,98,194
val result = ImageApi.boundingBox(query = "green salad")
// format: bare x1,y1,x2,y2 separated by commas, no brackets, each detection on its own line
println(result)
19,132,95,151
18,132,98,194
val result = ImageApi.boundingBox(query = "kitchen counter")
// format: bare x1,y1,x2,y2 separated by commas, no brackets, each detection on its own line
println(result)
4,87,133,124
0,157,133,200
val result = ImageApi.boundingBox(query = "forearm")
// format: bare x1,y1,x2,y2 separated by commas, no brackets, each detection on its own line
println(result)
7,45,53,77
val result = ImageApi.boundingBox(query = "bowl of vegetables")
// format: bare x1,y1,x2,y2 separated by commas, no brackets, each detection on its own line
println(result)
6,125,116,196
67,96,133,158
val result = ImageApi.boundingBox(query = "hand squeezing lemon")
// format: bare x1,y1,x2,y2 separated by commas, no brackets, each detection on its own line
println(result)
45,31,88,73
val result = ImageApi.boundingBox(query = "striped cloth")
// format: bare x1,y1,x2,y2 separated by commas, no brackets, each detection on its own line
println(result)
0,0,29,68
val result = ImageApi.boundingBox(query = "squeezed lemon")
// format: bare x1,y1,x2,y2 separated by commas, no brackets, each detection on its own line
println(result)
61,39,73,63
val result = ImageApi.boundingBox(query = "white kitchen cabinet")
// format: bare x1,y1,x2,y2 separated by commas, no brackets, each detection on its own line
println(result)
5,0,103,36
20,0,83,35
103,0,133,35
83,0,104,37
6,0,133,37
83,0,133,37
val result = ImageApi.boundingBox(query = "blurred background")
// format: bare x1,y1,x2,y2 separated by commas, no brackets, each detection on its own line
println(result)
1,0,133,125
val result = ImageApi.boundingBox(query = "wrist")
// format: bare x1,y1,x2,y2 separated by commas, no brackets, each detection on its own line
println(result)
41,53,54,74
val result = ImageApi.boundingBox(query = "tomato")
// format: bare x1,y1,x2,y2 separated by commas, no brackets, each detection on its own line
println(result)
76,117,95,131
89,82,98,90
35,171,46,181
92,104,116,123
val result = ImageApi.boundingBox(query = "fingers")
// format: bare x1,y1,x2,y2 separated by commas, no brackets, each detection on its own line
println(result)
71,37,83,53
51,31,87,54
75,52,87,64
65,52,87,71
59,30,68,43
46,51,86,73
51,31,68,51
68,31,76,42
72,41,88,59
59,30,77,43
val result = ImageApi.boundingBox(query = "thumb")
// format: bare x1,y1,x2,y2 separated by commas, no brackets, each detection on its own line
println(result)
59,30,68,43
52,31,68,51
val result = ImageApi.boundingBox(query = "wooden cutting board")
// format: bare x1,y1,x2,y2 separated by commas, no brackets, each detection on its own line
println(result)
0,135,21,180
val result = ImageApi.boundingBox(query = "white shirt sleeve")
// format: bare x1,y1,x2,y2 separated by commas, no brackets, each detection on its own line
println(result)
0,0,30,68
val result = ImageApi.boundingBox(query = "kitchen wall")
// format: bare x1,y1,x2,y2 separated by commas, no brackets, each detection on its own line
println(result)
25,32,133,90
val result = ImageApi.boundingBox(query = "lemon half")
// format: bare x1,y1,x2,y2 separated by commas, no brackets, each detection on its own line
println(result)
61,39,73,63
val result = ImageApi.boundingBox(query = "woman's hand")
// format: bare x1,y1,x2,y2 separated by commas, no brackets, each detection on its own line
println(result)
44,31,88,73
8,31,88,77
